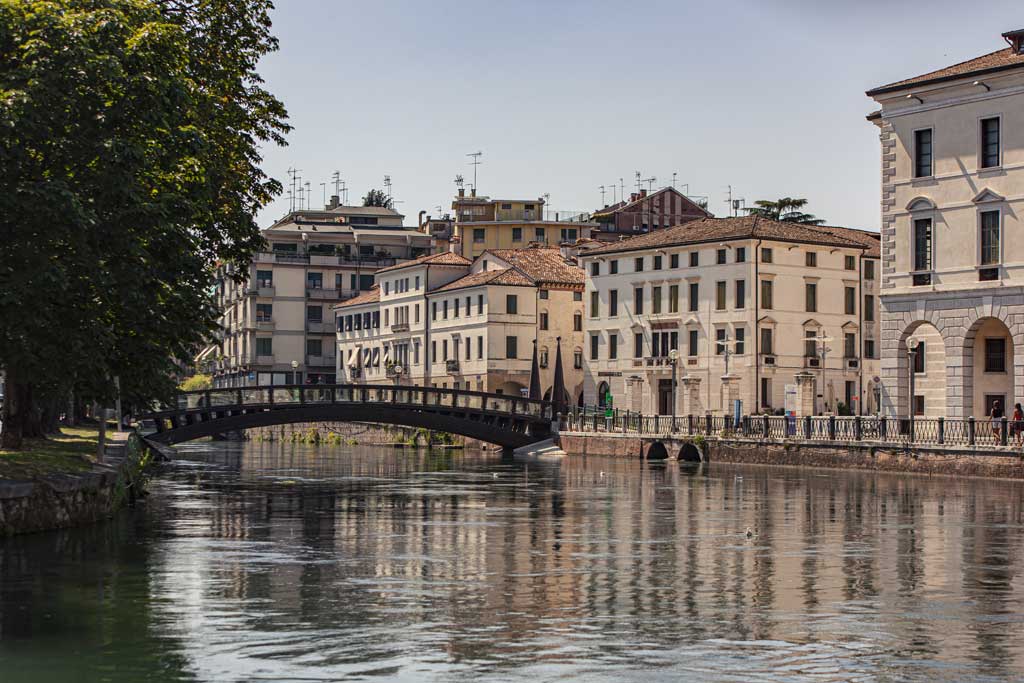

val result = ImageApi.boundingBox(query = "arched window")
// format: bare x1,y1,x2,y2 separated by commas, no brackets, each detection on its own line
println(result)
597,381,611,407
540,346,549,368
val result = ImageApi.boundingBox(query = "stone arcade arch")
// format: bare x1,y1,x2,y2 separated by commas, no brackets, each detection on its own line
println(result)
897,320,946,417
963,316,1016,418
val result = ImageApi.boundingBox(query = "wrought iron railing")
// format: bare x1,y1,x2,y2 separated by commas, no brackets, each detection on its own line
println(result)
559,407,1022,450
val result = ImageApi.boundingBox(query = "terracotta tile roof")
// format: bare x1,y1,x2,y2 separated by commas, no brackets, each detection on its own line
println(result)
432,268,534,293
814,225,881,258
867,47,1024,96
485,246,584,287
335,285,380,308
591,186,710,218
375,251,470,274
579,216,867,257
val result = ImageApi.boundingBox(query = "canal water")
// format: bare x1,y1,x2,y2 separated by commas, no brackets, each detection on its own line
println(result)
2,443,1024,682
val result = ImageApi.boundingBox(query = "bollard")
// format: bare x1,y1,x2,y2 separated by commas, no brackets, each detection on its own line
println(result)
803,415,812,440
854,415,862,441
968,416,976,445
828,414,836,441
687,414,694,435
937,416,944,445
705,412,713,435
654,415,660,433
1002,416,1009,447
763,414,770,439
879,415,886,442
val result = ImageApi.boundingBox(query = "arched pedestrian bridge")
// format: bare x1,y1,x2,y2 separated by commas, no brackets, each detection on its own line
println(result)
142,384,554,450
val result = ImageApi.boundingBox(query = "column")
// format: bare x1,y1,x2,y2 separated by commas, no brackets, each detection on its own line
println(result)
795,371,816,418
682,376,702,416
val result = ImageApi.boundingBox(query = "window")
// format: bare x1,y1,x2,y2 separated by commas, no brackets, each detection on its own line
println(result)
717,249,727,265
652,286,662,314
689,252,699,267
540,311,549,330
307,338,322,356
477,336,483,359
590,262,600,276
735,327,745,354
506,294,518,314
415,276,420,290
981,117,1000,168
431,341,437,362
609,289,618,316
669,284,679,313
634,333,644,358
454,299,460,317
981,210,1000,265
535,227,545,241
760,328,773,355
688,282,699,312
574,349,583,369
384,309,389,327
590,291,599,318
573,313,582,331
844,333,856,358
864,339,876,359
256,303,273,322
805,330,817,358
539,290,549,300
913,342,925,374
985,338,1007,372
845,255,855,270
715,281,726,310
505,336,518,359
256,337,273,356
688,329,698,356
590,334,599,360
913,218,932,271
735,280,746,309
431,301,438,320
610,260,618,274
845,286,856,315
501,203,512,210
443,300,449,319
466,296,471,314
670,254,679,268
715,328,726,355
442,339,448,361
634,256,644,272
653,255,663,270
478,294,484,313
914,395,925,416
761,247,773,263
805,282,817,312
560,228,578,242
539,347,548,368
512,227,523,242
255,269,273,287
914,128,933,178
473,228,485,243
307,272,323,289
761,378,772,407
864,295,875,322
573,291,582,302
864,260,875,280
736,247,746,263
761,280,773,309
307,305,323,322
609,334,618,359
465,338,471,360
634,287,644,315
805,251,817,267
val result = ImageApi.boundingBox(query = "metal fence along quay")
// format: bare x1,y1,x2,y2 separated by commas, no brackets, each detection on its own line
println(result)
561,407,1023,450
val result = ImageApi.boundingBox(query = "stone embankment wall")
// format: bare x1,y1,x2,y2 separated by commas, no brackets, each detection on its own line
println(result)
557,432,1024,480
0,433,152,536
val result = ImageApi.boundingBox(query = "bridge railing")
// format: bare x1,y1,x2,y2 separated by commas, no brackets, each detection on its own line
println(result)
561,408,1022,450
153,384,552,423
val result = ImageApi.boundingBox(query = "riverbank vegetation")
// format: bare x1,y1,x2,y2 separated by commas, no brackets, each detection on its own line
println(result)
0,425,108,480
0,0,289,452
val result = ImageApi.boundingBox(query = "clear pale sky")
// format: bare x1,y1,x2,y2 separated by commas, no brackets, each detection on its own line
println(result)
255,0,1022,231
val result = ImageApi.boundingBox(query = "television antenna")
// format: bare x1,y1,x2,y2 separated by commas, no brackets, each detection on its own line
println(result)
466,151,482,191
384,175,392,205
454,174,464,190
304,182,311,211
642,176,657,193
599,185,606,205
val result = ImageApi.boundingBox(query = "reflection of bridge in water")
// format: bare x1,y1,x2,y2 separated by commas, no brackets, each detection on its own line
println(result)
142,384,554,450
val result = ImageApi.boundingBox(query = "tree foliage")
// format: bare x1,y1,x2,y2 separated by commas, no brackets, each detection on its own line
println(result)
362,188,393,208
0,0,289,448
745,197,825,225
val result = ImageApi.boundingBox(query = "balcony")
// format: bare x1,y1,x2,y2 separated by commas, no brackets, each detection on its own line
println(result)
307,287,339,300
306,354,335,367
305,320,333,334
255,354,274,366
255,317,275,331
804,356,821,368
446,359,460,374
390,322,410,333
348,367,362,380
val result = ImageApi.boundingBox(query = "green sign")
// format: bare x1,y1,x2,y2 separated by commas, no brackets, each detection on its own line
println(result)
604,393,613,418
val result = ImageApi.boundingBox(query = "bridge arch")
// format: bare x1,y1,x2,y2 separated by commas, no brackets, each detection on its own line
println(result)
678,442,703,463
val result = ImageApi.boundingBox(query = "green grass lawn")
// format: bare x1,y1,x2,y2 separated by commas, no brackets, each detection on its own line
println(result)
0,425,107,480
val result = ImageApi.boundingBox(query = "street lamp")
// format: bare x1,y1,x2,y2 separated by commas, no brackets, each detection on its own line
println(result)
291,359,300,385
668,348,679,428
812,333,833,414
907,337,920,440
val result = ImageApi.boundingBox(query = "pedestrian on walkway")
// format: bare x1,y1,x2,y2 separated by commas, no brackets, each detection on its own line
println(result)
1012,402,1023,447
991,400,1004,441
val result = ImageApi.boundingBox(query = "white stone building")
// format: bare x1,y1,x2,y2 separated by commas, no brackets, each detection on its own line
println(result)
867,29,1024,418
579,216,881,416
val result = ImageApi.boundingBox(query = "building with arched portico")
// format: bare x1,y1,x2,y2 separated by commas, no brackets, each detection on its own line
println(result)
867,29,1024,418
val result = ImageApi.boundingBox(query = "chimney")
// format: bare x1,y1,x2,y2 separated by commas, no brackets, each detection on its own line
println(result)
1004,28,1024,54
458,188,465,198
630,192,638,202
470,188,477,198
327,195,340,210
639,189,648,199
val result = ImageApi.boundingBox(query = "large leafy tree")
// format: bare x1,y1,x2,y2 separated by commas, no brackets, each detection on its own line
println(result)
0,0,289,448
745,197,825,225
362,188,393,208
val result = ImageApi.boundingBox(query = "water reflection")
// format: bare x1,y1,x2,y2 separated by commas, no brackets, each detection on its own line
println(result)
2,442,1024,681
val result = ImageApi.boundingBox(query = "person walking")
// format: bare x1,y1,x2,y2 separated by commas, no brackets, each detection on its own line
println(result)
990,400,1004,442
1012,402,1024,447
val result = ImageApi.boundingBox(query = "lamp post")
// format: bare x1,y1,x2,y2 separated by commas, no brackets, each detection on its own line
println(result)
813,333,833,414
291,359,300,385
668,349,679,427
907,337,919,441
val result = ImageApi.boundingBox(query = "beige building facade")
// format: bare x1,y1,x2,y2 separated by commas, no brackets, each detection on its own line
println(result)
580,216,881,416
210,204,433,387
867,29,1024,418
335,246,586,401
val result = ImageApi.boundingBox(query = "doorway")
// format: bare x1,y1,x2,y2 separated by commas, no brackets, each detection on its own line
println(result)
658,379,673,416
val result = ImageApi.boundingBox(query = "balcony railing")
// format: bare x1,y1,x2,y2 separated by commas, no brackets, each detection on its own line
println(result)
391,322,410,333
305,320,333,334
306,355,335,367
255,318,275,331
307,287,339,300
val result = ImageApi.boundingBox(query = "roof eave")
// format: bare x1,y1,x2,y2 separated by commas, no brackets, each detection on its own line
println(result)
866,61,1024,97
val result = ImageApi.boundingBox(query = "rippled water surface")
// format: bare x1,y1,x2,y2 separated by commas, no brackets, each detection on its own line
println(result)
3,442,1024,681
